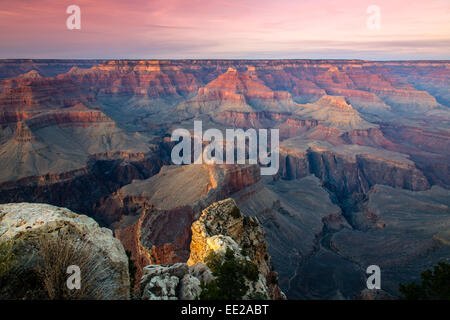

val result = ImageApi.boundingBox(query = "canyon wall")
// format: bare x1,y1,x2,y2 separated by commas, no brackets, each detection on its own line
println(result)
0,59,448,299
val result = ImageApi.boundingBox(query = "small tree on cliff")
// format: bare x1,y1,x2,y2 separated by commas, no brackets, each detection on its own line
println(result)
199,248,259,300
399,261,450,300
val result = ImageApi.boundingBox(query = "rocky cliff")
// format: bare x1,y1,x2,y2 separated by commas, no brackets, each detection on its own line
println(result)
279,139,430,198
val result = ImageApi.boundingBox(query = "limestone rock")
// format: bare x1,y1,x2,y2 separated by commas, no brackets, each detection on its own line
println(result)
189,262,215,284
358,289,396,300
0,202,130,299
188,198,268,272
142,274,179,300
179,274,202,300
139,263,204,300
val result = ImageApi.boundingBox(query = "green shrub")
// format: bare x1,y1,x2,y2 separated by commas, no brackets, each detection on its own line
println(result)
268,271,279,285
242,259,259,282
230,205,241,219
0,238,24,298
399,261,450,300
199,248,260,300
248,292,268,300
0,239,18,276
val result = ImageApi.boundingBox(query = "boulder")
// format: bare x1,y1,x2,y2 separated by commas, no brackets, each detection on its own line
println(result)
0,202,130,299
139,263,205,300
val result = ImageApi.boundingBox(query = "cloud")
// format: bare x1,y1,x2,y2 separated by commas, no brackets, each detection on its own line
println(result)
0,0,448,59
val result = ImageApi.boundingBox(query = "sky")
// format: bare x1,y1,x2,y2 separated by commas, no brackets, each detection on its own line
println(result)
0,0,449,60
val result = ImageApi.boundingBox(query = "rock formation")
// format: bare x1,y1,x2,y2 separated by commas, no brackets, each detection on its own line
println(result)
177,67,297,115
188,198,285,299
98,164,261,282
357,289,396,300
139,198,285,300
0,202,130,299
139,262,215,300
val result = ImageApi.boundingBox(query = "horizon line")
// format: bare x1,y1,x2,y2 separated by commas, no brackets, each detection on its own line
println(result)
1,58,449,62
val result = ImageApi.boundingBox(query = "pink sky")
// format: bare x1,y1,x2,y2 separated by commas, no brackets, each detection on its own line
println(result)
0,0,449,59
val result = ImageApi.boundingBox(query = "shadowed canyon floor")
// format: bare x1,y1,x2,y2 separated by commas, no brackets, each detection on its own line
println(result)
0,59,449,299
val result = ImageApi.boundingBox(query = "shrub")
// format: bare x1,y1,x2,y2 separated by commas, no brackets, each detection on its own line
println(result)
199,248,260,300
0,238,18,276
35,230,119,300
230,205,241,219
0,237,48,299
248,292,268,300
399,261,450,300
268,271,279,285
242,259,259,282
0,238,21,296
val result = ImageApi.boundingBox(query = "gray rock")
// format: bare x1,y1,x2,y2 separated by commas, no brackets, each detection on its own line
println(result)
142,274,179,300
0,202,130,300
179,274,201,300
189,262,215,284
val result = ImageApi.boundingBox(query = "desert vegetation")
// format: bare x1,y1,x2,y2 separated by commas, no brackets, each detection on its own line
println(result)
400,261,450,300
199,248,262,300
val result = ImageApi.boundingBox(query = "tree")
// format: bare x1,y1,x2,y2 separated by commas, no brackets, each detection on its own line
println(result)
199,248,259,300
399,261,450,300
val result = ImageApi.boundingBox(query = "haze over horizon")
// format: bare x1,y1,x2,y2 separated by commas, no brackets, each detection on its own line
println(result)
1,0,449,60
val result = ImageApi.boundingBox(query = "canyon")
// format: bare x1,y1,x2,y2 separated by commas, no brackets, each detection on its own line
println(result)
0,59,448,299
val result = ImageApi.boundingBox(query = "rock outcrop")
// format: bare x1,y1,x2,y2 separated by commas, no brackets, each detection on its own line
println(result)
139,263,213,300
357,289,396,300
139,198,285,300
188,198,285,300
0,203,130,299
